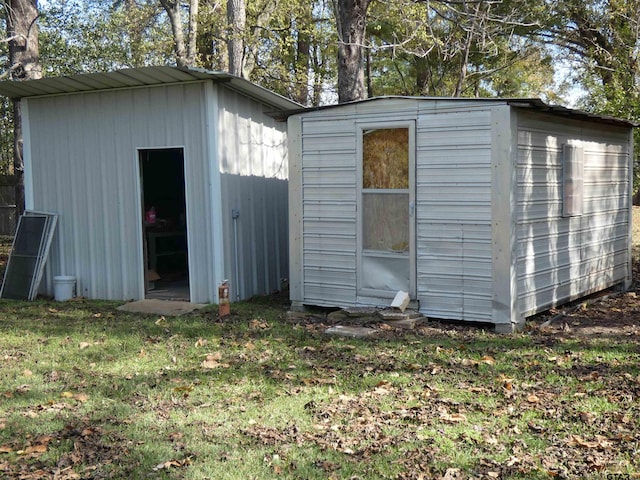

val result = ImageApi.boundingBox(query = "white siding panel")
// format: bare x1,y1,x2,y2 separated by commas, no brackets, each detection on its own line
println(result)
300,114,359,307
303,168,356,186
218,87,289,300
304,187,356,202
416,109,494,322
304,284,357,306
217,88,288,180
304,234,356,252
418,167,491,184
184,85,217,304
303,134,354,153
304,153,355,169
301,118,356,137
288,115,303,304
304,219,355,237
519,263,628,315
304,251,355,269
305,201,356,219
221,174,288,300
27,83,212,300
516,112,631,317
304,267,356,286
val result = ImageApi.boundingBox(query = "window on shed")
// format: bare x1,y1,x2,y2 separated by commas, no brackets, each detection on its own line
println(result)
562,144,584,217
362,128,409,252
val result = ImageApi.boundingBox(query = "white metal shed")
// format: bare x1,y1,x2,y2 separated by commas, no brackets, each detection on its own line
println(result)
285,97,634,331
0,66,300,304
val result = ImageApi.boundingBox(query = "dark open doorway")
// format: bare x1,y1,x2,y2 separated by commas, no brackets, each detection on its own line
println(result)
139,148,189,301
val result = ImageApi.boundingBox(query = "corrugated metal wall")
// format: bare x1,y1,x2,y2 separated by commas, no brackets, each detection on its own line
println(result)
217,87,289,300
299,109,359,306
297,100,428,306
415,105,495,322
293,99,631,325
295,99,498,321
516,112,631,316
24,83,218,301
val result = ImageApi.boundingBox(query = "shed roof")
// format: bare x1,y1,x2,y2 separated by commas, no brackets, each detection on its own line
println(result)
275,96,636,128
0,66,301,111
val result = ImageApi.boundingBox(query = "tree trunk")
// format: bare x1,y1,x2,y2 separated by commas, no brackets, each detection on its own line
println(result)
414,56,430,95
311,44,324,106
227,0,246,77
160,0,187,67
6,0,40,217
452,0,480,97
160,0,199,68
333,0,372,103
365,44,372,97
187,0,199,65
293,3,312,105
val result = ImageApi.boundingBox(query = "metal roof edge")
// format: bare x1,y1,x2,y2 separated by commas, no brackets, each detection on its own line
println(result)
274,95,636,128
505,98,637,128
0,66,301,111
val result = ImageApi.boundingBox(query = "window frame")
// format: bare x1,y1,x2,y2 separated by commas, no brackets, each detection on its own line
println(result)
562,143,584,217
356,120,416,300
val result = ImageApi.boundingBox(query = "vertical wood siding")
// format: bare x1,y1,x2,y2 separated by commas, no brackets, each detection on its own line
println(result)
516,112,631,316
217,87,289,300
25,83,216,301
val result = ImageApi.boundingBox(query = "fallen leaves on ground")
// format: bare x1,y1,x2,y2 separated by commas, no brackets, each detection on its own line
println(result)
201,352,230,369
152,456,193,471
0,422,128,479
242,320,640,478
249,318,270,330
1,268,640,478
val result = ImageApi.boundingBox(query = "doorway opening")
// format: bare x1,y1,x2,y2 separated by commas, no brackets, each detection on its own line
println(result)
139,148,189,301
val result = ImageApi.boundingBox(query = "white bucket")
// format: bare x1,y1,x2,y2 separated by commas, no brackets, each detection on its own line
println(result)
53,276,76,301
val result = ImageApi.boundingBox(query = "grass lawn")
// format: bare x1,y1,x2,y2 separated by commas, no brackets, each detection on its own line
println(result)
0,229,639,478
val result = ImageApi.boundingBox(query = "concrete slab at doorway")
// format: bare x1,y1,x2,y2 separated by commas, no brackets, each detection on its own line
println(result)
117,299,208,316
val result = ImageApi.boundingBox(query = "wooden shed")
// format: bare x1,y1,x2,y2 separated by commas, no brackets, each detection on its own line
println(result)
285,97,634,331
0,66,300,304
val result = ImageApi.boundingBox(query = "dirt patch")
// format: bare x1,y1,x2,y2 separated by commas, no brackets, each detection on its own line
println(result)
528,249,640,341
531,292,640,341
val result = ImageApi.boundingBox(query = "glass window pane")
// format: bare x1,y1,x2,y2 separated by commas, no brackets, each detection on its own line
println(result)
363,192,409,252
363,128,409,189
562,144,584,217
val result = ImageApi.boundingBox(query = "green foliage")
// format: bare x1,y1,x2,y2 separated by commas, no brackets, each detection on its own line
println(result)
8,0,627,107
366,0,559,99
247,0,337,105
0,0,639,174
38,0,175,75
546,0,640,191
195,0,227,70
